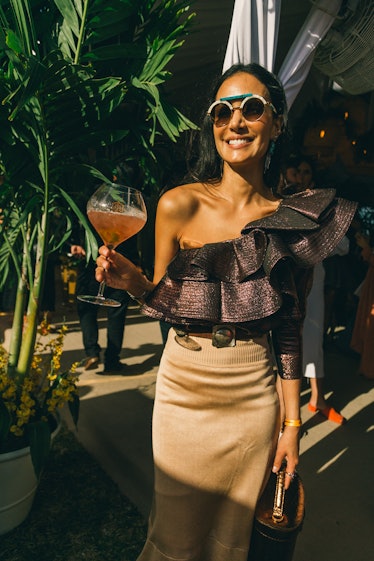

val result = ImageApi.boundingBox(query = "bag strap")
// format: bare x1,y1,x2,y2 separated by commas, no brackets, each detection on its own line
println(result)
272,469,286,523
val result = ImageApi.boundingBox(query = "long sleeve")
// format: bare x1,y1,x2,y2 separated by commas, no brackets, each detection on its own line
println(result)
271,267,313,380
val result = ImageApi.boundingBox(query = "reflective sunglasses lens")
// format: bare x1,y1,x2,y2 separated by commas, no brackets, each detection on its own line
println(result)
242,98,265,121
212,103,231,126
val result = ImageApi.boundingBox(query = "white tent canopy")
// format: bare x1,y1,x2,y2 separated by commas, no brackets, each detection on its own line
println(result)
223,0,343,109
222,0,281,73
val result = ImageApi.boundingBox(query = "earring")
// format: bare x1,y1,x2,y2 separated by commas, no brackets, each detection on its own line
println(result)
264,140,276,172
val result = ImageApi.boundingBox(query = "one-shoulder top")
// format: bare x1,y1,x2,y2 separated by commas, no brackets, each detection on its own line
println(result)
142,189,357,379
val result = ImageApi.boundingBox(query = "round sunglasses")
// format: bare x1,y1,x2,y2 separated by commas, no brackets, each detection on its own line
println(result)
207,93,277,127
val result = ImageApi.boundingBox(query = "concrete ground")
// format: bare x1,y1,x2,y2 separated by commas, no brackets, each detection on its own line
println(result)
2,300,373,561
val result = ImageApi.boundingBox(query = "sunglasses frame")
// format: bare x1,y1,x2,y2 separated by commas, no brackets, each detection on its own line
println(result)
207,93,277,127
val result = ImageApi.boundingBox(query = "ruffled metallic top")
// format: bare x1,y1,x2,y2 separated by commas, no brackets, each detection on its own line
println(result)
142,189,357,379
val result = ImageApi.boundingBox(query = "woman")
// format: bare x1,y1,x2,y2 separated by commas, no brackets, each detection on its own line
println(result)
96,63,356,560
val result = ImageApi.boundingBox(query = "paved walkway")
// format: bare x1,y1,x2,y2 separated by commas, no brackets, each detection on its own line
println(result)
2,302,373,561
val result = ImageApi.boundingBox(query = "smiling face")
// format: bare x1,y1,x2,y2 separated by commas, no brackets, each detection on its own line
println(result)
212,72,281,171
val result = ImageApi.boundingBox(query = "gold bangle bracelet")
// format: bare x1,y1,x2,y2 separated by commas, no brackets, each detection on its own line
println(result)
283,418,302,427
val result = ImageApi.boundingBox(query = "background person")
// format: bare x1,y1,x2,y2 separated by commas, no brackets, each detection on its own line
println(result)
288,155,348,423
71,236,139,374
95,63,356,560
303,242,349,424
350,231,374,379
279,153,300,195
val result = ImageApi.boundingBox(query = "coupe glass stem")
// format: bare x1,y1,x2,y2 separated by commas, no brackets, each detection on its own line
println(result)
97,281,106,298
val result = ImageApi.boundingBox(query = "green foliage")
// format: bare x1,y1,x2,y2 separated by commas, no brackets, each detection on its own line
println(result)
0,328,80,476
0,0,196,448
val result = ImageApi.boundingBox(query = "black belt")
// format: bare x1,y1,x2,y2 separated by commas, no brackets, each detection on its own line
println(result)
174,324,264,350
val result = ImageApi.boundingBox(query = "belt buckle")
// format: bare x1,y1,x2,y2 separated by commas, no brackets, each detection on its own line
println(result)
174,328,202,351
212,324,236,348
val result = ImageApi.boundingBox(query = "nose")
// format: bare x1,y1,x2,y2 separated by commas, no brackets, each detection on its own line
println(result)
229,106,246,127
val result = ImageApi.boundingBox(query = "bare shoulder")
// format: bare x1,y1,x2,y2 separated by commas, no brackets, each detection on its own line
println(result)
158,183,203,221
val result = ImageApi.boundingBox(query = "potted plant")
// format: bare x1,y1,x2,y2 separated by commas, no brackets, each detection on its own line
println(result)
0,0,196,533
0,325,79,534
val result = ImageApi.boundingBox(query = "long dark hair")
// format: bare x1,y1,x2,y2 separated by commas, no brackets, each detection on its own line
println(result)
186,63,289,192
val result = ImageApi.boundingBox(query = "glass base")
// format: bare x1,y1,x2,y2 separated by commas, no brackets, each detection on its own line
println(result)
76,294,121,307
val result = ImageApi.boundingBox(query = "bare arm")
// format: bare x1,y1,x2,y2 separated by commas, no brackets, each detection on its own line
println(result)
272,378,301,488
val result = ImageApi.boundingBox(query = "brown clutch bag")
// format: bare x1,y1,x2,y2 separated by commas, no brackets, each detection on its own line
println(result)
247,468,305,561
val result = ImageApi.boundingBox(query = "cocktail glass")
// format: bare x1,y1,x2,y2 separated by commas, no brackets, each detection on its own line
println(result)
77,183,147,307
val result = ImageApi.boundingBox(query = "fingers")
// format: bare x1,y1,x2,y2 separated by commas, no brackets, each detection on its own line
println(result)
272,460,298,490
272,433,299,490
95,248,127,286
71,245,86,256
96,255,109,270
284,466,298,489
96,247,116,272
95,266,105,283
98,245,113,258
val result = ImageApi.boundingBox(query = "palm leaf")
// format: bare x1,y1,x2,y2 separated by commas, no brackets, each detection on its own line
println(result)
8,0,37,56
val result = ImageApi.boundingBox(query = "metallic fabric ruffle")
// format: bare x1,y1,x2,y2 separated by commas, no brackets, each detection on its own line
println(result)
141,189,356,380
142,189,357,327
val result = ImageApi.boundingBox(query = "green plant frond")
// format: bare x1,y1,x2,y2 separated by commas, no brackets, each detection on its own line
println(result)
0,0,197,408
55,0,91,63
81,43,148,63
58,18,78,59
48,216,73,254
1,80,22,105
55,186,89,224
41,54,95,92
84,226,98,263
0,2,8,30
88,0,138,26
19,193,44,220
9,0,38,57
0,229,22,285
54,0,81,38
52,129,130,159
139,38,181,84
158,98,198,133
0,255,13,290
3,27,23,55
132,76,197,143
142,0,195,44
45,75,124,119
56,182,99,260
7,59,47,121
85,0,139,40
65,163,112,184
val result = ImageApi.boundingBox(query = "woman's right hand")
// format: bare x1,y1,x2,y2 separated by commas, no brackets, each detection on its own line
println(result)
95,245,152,296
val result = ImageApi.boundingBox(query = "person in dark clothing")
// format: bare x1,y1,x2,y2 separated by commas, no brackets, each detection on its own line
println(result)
71,236,140,374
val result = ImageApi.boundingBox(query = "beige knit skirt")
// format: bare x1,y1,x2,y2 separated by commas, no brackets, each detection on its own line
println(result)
137,330,280,561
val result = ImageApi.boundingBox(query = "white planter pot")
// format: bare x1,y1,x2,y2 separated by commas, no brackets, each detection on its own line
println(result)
0,415,61,535
0,445,38,535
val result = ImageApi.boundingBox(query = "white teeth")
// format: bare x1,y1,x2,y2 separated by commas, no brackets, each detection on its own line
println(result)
227,138,250,145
